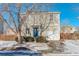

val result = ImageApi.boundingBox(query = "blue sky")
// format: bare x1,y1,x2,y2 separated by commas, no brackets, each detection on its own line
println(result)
0,3,79,27
52,3,79,27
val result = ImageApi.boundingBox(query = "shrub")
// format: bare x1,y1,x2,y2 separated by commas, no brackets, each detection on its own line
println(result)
24,36,35,42
36,36,47,43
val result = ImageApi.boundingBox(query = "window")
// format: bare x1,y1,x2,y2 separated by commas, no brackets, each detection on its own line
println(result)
26,28,30,34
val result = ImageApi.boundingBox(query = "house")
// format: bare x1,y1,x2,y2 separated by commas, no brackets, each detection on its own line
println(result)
21,12,60,41
61,26,75,33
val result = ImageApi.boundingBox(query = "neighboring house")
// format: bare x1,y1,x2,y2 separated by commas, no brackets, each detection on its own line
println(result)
21,12,60,40
61,26,75,33
74,27,79,33
6,29,15,35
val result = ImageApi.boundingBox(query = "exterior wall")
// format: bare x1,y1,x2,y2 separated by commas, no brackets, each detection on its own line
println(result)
44,12,60,40
21,12,60,40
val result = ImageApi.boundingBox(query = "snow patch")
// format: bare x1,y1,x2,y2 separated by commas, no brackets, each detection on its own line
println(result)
0,41,18,48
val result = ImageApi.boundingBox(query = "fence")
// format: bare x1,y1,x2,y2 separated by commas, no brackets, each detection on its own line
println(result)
60,33,79,40
0,34,17,41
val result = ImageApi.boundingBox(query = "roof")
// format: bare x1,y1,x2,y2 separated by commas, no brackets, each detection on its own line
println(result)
48,12,61,14
20,11,61,15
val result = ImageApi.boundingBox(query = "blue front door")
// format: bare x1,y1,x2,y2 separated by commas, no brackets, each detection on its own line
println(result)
33,28,38,37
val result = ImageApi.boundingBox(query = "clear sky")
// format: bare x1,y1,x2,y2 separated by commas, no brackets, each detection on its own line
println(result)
52,3,79,27
0,3,79,27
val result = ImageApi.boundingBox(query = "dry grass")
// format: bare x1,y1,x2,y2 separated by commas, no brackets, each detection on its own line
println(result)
0,34,17,41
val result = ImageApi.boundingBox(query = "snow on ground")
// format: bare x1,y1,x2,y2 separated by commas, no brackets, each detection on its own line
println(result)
25,42,50,51
0,41,18,48
0,41,50,52
0,40,79,56
63,40,79,54
43,40,79,56
0,41,42,56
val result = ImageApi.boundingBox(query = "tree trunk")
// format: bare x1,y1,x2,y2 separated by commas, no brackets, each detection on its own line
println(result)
17,31,23,44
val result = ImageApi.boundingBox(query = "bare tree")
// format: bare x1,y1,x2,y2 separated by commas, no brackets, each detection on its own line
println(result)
26,4,52,36
0,3,35,44
0,3,52,43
